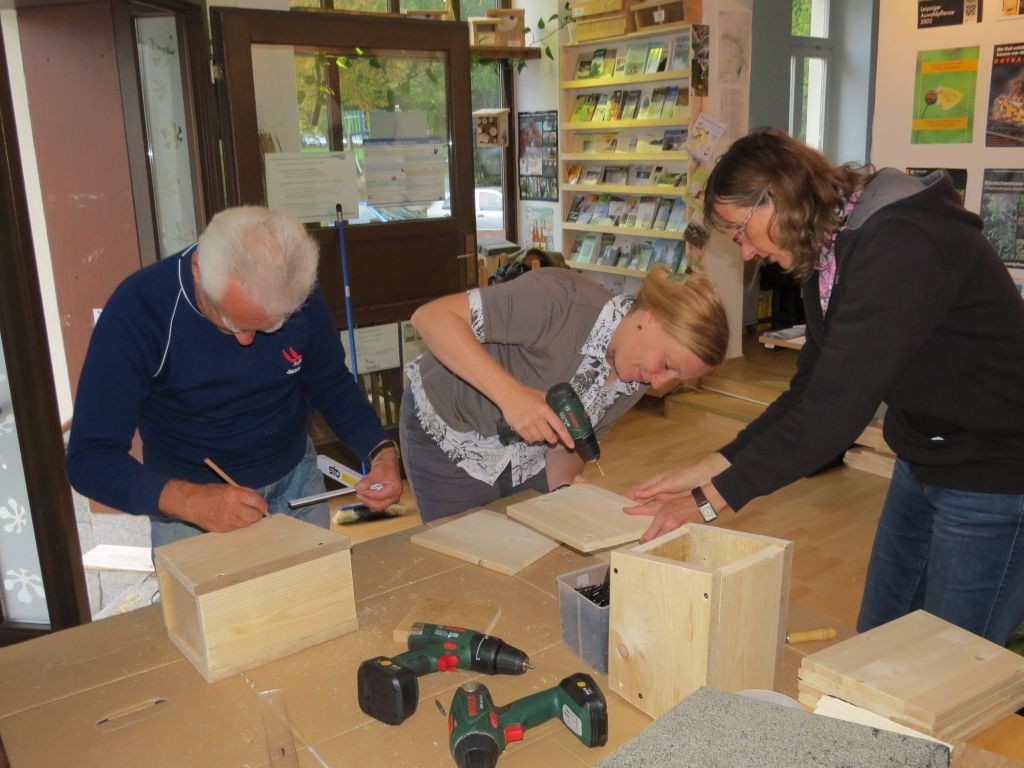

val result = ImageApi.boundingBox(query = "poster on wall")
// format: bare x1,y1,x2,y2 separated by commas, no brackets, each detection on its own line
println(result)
986,42,1024,147
523,205,555,250
910,46,980,144
906,167,968,200
917,0,982,28
980,169,1024,266
997,0,1024,20
691,25,710,97
518,110,559,202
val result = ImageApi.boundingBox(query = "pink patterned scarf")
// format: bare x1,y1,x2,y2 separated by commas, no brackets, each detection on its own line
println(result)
818,190,862,315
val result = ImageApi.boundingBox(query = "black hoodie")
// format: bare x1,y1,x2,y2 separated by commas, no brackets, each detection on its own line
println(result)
715,169,1024,511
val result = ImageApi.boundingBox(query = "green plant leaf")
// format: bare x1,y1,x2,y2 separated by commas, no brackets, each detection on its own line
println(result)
544,45,554,60
369,57,382,69
355,47,364,56
548,13,559,22
302,74,316,85
297,90,306,104
537,17,546,29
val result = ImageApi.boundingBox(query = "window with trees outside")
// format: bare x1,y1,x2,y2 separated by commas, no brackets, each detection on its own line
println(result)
790,0,830,152
289,0,511,239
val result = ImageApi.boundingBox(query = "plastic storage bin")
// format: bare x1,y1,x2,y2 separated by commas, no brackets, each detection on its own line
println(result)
557,563,610,673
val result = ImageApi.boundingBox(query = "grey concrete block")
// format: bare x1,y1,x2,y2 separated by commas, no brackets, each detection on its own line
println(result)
597,687,950,768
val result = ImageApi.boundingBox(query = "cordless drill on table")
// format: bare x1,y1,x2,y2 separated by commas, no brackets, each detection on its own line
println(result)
497,383,603,472
358,623,532,725
448,673,608,768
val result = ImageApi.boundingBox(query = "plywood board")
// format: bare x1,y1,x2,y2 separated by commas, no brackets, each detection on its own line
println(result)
505,484,646,552
799,610,1024,740
391,597,501,642
409,510,558,575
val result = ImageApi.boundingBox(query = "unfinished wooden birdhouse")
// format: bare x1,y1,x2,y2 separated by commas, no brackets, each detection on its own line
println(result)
473,108,510,148
609,524,792,718
155,514,358,683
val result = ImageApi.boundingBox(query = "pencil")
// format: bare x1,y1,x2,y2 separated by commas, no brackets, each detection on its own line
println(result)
204,457,239,487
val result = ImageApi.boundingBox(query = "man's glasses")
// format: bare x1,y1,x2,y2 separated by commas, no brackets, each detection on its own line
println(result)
732,189,768,245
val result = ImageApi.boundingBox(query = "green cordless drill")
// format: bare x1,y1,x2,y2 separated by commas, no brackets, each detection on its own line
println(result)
448,673,608,768
496,383,603,471
357,623,532,725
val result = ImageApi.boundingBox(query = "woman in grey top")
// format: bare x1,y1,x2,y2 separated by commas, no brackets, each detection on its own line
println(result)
401,266,728,522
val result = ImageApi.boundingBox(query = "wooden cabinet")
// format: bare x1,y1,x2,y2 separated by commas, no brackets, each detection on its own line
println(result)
559,24,693,279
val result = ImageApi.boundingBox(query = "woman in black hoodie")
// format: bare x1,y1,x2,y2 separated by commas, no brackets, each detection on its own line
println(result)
628,127,1024,644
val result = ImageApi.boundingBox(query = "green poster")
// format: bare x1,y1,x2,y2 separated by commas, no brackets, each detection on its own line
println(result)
911,46,980,144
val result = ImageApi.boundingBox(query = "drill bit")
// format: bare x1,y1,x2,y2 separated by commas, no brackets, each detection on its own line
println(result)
594,460,606,477
434,698,447,716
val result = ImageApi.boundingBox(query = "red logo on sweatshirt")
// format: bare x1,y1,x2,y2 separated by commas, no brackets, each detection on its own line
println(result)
283,347,303,374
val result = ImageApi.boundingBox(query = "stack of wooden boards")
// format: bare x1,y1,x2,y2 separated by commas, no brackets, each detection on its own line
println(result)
797,610,1024,741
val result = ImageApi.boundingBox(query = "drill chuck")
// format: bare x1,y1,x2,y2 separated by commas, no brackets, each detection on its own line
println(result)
452,732,501,768
473,634,530,675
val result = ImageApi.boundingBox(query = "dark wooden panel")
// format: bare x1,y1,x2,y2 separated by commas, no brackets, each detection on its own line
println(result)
18,3,142,398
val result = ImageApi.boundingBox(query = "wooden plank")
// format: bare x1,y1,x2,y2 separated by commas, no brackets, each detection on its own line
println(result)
410,510,559,575
391,596,501,642
843,445,896,478
506,484,646,552
799,611,1024,740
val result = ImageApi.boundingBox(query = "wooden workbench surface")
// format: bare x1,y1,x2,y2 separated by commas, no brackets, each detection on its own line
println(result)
1,492,1022,767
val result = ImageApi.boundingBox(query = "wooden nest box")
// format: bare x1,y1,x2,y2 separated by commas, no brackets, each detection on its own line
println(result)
155,514,358,683
609,524,793,718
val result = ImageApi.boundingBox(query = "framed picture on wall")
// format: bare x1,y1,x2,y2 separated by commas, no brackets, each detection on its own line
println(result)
519,110,559,202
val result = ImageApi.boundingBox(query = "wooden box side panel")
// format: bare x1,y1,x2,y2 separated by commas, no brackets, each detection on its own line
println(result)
608,548,714,718
197,550,357,682
156,556,210,679
706,543,792,693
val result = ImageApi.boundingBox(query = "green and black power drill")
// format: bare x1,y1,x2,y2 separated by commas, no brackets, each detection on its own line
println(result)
448,673,608,768
496,383,604,474
357,623,532,725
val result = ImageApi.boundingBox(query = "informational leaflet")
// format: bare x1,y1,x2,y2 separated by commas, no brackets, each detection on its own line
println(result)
910,46,980,144
362,138,446,204
906,167,968,200
980,169,1024,266
340,323,401,373
265,152,359,223
917,0,981,28
986,42,1024,147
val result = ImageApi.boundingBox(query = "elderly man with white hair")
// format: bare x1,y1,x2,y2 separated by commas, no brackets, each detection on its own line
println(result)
67,206,401,546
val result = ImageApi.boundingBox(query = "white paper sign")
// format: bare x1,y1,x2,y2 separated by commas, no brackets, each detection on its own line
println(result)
340,323,401,373
265,152,359,223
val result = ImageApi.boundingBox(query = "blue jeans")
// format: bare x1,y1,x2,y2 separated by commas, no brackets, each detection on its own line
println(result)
857,459,1024,644
150,437,329,549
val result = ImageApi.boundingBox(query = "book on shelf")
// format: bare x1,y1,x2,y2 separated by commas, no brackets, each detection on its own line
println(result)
575,56,592,79
575,233,600,264
607,90,624,121
665,199,687,232
620,90,642,120
592,92,613,123
630,240,655,271
591,194,613,226
579,133,619,153
570,94,597,122
635,196,660,230
628,164,655,185
661,87,680,119
662,128,686,152
622,197,640,228
670,31,690,72
576,194,598,224
652,240,685,271
612,49,628,77
645,41,666,74
622,135,639,153
601,48,617,77
624,43,648,76
655,168,684,186
565,163,583,184
636,130,665,153
635,94,652,121
651,199,672,230
615,247,633,268
566,195,586,223
602,165,629,185
598,242,621,267
648,88,667,119
568,237,583,261
581,165,604,184
607,196,629,226
589,49,607,79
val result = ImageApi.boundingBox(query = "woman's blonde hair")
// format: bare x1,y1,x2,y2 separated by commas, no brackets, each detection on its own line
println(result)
634,266,729,366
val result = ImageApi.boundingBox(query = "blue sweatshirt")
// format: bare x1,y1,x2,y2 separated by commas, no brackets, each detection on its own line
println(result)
66,246,387,516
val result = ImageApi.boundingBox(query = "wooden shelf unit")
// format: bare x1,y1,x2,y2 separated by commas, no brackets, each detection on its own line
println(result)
559,25,693,276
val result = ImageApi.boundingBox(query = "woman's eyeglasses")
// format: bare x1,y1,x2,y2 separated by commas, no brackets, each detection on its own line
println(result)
732,189,768,245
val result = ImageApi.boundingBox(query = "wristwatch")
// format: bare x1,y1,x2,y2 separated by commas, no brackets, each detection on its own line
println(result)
691,486,718,523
